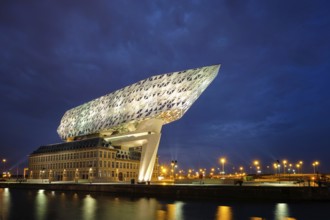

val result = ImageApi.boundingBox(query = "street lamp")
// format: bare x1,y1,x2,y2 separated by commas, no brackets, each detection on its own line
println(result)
239,166,243,173
299,161,303,174
273,163,278,175
2,159,6,177
282,160,287,174
312,161,319,174
253,160,259,174
289,164,292,174
171,160,177,180
210,168,215,177
296,164,300,174
220,158,226,177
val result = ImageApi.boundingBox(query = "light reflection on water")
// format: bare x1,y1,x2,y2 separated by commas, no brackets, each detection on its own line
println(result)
216,206,232,220
275,203,290,220
0,188,328,220
36,189,47,220
0,188,10,220
83,194,97,220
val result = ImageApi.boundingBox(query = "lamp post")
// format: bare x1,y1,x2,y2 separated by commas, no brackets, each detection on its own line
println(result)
220,158,226,178
210,168,215,177
273,163,278,175
282,160,287,175
299,161,303,174
253,160,259,174
239,166,243,174
312,161,319,174
296,164,300,174
171,160,177,180
2,159,6,177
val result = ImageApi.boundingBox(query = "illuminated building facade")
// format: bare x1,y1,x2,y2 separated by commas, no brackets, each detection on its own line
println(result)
29,64,220,182
28,138,159,182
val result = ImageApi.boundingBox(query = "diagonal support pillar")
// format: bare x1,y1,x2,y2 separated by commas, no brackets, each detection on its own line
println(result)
138,133,161,182
137,118,163,182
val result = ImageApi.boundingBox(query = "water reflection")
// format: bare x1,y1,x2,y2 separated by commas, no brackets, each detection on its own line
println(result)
216,206,232,220
0,188,327,219
158,201,184,220
274,203,296,220
82,194,97,220
0,188,11,220
35,189,47,220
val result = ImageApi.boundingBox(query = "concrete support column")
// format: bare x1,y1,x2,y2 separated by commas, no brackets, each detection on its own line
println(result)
137,119,163,183
138,133,161,182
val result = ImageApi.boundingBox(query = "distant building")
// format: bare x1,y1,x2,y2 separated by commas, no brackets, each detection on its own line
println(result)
28,64,220,182
28,137,159,182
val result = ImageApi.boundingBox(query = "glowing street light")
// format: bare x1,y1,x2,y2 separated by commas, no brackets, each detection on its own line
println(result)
210,168,215,177
273,163,278,175
220,158,226,176
171,160,178,179
2,159,6,177
296,164,300,174
282,160,287,174
289,164,292,174
312,161,319,174
253,160,259,174
299,161,303,173
239,166,243,174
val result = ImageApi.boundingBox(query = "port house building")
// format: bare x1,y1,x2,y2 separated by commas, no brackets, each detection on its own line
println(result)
28,137,156,182
28,65,220,183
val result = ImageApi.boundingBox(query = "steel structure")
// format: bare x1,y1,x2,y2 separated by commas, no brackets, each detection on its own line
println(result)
57,64,220,182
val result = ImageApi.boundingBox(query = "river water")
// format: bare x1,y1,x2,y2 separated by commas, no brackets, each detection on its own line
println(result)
0,187,328,220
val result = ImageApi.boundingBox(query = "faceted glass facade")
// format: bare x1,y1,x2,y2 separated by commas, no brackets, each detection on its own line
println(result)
57,64,220,140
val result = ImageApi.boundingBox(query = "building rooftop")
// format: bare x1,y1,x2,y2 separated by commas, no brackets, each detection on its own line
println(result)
31,137,108,155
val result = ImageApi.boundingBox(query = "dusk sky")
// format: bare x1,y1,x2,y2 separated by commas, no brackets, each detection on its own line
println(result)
1,1,330,173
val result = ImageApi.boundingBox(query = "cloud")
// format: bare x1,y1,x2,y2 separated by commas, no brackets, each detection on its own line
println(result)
0,0,330,170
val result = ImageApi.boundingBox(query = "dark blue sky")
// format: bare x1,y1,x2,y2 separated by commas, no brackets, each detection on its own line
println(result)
1,1,330,173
